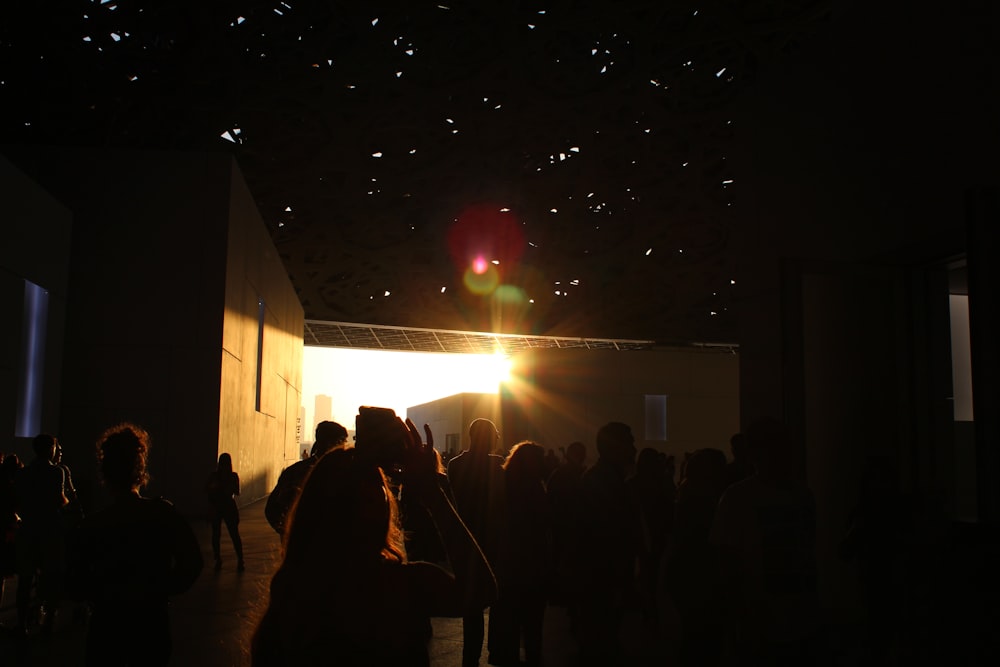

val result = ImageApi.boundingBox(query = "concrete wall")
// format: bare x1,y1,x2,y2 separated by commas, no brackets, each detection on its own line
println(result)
726,3,999,634
2,148,302,516
219,162,303,504
0,154,71,459
506,346,739,461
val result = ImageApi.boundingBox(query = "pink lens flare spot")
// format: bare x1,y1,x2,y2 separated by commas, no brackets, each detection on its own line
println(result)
472,256,489,275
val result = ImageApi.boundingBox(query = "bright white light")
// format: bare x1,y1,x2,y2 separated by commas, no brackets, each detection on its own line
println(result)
302,347,514,432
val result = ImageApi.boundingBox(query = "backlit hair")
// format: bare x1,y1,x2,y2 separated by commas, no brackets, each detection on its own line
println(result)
97,422,151,491
282,446,405,564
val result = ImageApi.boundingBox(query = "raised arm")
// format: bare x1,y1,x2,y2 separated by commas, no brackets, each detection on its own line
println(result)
400,418,497,616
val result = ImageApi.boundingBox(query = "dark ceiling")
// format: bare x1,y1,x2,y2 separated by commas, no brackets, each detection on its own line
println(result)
1,1,836,346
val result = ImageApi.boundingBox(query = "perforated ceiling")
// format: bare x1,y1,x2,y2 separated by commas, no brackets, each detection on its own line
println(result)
0,1,834,350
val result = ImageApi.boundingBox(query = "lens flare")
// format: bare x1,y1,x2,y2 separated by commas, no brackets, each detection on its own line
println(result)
447,204,526,274
464,265,499,295
472,256,489,275
493,284,527,305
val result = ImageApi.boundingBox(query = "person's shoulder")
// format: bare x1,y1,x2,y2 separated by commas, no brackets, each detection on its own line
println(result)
276,458,311,482
137,495,184,519
718,474,758,505
447,451,467,471
396,559,453,589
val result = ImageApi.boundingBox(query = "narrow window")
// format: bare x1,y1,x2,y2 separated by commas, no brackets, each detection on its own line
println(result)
644,394,667,441
255,297,265,412
16,281,48,437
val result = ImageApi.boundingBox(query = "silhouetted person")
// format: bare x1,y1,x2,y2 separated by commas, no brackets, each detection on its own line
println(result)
840,454,908,665
710,417,819,666
627,447,674,628
542,447,560,480
54,440,85,533
663,447,728,666
490,441,552,666
71,423,203,666
265,421,348,536
724,432,754,489
206,452,244,572
575,422,640,666
0,453,23,614
14,433,68,636
547,441,588,612
447,418,508,667
251,419,496,666
398,458,456,565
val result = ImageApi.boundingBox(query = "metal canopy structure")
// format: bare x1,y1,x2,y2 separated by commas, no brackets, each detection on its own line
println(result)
304,320,656,354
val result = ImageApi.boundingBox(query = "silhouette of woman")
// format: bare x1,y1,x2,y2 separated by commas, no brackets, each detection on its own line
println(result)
206,452,244,572
71,423,203,667
251,418,496,666
490,440,552,667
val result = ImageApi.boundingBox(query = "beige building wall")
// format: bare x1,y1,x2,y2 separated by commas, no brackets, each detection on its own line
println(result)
505,347,739,460
219,161,303,505
3,148,302,516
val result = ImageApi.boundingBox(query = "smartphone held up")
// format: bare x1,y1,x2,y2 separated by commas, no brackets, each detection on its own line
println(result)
355,406,408,474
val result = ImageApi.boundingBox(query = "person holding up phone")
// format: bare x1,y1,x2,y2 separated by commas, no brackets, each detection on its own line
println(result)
251,414,497,666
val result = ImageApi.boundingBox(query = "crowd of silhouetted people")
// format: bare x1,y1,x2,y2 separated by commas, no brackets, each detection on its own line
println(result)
1,426,205,666
1,411,916,666
252,413,828,666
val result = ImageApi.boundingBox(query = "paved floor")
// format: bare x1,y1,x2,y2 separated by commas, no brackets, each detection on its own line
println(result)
0,498,677,666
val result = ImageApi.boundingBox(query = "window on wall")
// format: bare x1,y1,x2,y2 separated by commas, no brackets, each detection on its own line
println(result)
16,280,48,438
255,297,265,412
644,394,667,441
445,433,460,454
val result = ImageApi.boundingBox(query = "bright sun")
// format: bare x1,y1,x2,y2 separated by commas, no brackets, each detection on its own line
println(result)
302,347,513,438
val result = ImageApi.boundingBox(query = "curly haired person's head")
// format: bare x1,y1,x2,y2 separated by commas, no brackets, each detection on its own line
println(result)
97,422,151,492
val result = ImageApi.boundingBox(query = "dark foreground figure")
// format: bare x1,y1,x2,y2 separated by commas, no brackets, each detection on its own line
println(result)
70,423,203,667
251,417,496,666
